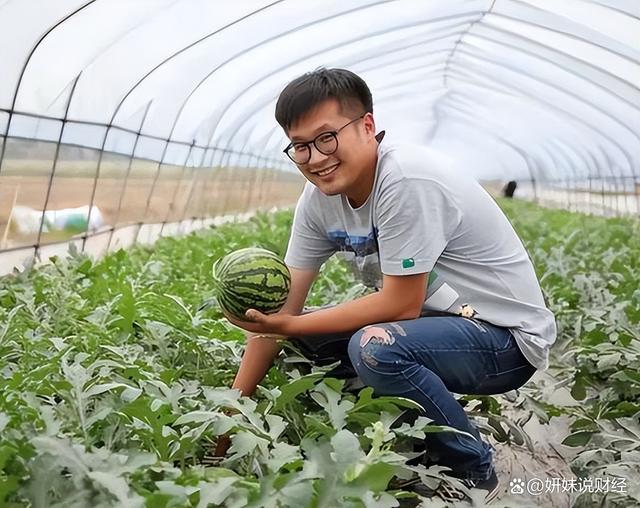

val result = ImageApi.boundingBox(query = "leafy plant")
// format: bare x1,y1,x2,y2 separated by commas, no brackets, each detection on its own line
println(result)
0,203,638,507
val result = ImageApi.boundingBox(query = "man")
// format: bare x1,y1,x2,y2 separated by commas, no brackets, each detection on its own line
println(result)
219,68,556,503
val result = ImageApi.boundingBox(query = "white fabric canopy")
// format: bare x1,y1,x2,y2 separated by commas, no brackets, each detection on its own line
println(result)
1,0,638,181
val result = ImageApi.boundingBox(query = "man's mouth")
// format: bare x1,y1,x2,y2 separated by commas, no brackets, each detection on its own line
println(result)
312,163,339,177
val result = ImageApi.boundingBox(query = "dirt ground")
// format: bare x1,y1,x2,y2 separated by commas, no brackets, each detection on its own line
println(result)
489,372,577,507
0,169,305,249
405,370,577,507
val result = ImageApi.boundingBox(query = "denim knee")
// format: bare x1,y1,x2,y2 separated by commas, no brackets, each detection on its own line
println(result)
348,325,407,387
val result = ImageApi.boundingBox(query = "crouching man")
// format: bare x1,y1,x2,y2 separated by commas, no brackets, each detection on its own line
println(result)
219,68,556,504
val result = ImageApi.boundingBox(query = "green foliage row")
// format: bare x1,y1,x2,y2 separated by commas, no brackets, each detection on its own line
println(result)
0,201,638,507
498,200,640,507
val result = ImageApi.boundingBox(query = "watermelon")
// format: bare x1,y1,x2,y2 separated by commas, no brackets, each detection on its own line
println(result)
212,247,291,319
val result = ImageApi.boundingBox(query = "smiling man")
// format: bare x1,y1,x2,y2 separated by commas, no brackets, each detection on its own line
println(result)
220,68,556,503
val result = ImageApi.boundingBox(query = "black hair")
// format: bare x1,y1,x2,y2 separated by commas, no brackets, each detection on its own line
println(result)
275,67,373,133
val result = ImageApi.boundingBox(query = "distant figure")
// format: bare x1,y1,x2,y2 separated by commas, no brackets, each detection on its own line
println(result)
503,180,517,198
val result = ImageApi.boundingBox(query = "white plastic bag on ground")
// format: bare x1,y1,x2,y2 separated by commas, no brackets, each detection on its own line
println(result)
10,205,104,235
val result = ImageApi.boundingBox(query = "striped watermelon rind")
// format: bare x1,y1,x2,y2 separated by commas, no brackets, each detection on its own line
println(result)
212,247,290,319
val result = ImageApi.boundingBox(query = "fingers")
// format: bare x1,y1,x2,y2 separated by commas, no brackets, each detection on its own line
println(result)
245,308,272,323
244,309,260,321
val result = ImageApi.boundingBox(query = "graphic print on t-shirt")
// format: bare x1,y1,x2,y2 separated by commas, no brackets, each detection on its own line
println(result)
328,229,382,287
327,228,460,311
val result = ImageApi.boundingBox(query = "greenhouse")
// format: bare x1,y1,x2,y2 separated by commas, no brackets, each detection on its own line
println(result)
0,1,638,507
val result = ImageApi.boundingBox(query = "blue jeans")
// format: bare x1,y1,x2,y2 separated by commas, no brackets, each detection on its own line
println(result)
291,310,536,481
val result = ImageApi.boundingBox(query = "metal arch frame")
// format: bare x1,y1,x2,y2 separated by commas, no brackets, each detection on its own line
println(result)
218,36,465,146
216,24,472,155
442,88,612,207
3,1,637,156
426,97,540,186
364,46,632,180
219,12,639,159
452,46,638,170
220,84,636,205
198,10,482,151
216,21,473,146
181,1,446,215
33,73,81,256
468,22,640,106
443,0,496,87
1,1,637,255
104,100,154,251
0,0,97,180
250,84,534,180
222,61,448,156
132,2,292,234
214,31,628,171
7,3,632,163
94,0,398,222
94,0,285,133
134,0,407,211
232,77,450,166
1,1,279,253
442,84,628,185
84,1,285,251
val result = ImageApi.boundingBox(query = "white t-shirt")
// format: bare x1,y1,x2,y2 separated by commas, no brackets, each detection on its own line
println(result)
284,133,557,370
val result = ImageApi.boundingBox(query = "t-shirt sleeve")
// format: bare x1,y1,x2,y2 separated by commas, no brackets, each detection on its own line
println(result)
284,192,336,270
376,176,462,275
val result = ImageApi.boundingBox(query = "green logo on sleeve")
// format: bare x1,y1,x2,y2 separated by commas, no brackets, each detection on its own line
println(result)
402,258,415,269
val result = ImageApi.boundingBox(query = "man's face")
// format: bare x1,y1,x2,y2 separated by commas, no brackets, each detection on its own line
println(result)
286,99,376,199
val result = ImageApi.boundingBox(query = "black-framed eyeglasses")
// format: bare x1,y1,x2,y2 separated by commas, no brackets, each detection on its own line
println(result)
283,113,366,164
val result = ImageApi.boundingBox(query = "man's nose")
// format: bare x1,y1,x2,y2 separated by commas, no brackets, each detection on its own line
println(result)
307,143,330,165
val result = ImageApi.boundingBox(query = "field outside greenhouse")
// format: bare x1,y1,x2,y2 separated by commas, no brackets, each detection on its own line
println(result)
0,199,638,507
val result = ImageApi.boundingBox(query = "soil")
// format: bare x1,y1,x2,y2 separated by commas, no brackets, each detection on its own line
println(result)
0,169,305,249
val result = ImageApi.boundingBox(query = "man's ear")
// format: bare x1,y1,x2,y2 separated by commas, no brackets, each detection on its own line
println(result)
364,112,376,138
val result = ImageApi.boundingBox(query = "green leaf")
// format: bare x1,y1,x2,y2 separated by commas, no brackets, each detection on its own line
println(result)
86,471,144,508
562,431,596,447
352,462,397,493
115,283,136,333
197,477,240,508
311,381,354,431
331,430,366,466
597,352,622,370
227,431,269,462
272,372,323,412
571,375,588,400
